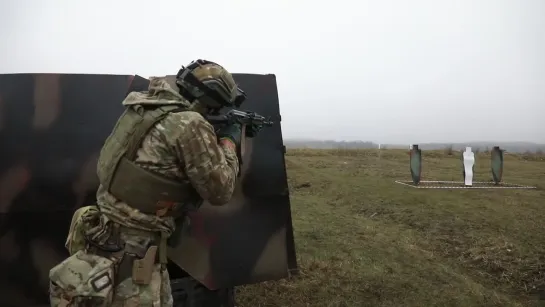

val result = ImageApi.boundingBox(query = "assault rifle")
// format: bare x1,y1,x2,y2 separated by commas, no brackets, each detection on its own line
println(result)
207,109,274,138
207,109,274,165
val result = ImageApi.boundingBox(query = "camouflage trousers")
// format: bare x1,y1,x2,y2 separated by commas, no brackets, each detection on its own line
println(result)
112,262,173,307
111,228,173,306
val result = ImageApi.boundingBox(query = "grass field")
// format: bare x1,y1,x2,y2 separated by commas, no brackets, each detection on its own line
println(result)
237,148,545,307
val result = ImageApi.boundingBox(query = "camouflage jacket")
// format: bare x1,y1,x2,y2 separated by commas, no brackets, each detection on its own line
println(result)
96,77,240,235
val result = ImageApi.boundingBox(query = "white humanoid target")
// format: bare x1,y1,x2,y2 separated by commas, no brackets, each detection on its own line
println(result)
463,147,475,186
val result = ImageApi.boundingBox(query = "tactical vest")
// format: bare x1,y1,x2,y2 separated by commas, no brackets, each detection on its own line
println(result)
97,104,201,217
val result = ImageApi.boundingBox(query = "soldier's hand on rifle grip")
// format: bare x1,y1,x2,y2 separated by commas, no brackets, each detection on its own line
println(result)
246,123,263,138
217,123,244,163
239,124,247,161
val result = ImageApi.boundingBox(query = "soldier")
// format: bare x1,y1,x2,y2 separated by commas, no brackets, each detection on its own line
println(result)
49,59,245,306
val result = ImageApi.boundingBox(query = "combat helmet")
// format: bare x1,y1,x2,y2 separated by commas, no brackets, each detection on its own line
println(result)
175,59,246,111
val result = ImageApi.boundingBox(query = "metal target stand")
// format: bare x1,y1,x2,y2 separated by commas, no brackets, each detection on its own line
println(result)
394,180,537,189
397,145,538,190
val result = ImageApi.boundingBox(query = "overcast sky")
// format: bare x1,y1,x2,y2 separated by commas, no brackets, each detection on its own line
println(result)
1,0,543,144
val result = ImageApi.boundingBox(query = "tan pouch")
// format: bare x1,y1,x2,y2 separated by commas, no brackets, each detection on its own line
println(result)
132,245,158,285
65,206,99,255
49,250,115,307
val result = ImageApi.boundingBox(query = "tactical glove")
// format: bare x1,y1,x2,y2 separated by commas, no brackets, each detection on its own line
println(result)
217,123,242,149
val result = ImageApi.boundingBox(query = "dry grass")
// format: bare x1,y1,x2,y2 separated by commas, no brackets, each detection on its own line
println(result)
237,149,545,307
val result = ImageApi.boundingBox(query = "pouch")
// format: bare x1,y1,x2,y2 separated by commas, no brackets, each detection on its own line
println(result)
132,245,158,285
49,250,115,307
65,206,99,255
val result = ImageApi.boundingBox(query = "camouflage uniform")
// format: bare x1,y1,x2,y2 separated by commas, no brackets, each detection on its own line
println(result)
49,72,240,306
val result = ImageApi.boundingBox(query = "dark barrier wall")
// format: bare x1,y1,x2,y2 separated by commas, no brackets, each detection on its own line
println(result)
0,73,297,306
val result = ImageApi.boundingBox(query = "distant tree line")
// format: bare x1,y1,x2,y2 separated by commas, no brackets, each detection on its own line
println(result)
284,140,377,149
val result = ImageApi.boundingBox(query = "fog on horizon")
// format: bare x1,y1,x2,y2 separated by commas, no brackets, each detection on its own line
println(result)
1,0,543,144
